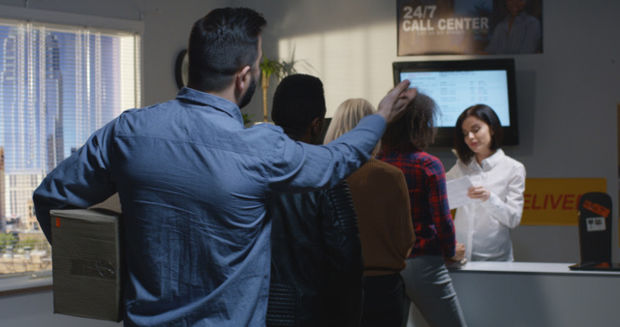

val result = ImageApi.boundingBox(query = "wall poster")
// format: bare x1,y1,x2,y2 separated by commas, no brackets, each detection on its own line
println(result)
397,0,543,56
521,178,606,226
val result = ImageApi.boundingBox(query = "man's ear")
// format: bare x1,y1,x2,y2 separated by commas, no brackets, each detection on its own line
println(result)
233,66,252,102
235,65,252,94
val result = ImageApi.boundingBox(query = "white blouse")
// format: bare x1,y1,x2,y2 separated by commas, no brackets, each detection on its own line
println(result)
446,149,526,261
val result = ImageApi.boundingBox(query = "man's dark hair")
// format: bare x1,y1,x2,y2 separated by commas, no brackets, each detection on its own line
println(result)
271,74,327,141
187,8,266,91
382,92,437,152
454,104,504,164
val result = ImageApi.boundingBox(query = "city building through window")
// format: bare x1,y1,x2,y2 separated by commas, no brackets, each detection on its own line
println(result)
0,18,141,279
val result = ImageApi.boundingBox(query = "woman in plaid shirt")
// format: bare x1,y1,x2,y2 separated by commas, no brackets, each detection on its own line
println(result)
377,93,467,327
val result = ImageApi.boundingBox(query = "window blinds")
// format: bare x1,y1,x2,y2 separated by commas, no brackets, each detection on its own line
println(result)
0,18,140,224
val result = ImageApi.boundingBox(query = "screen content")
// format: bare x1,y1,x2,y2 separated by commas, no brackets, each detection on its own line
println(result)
400,70,510,127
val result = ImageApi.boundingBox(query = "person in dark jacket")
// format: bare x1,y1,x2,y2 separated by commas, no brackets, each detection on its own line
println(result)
266,74,363,327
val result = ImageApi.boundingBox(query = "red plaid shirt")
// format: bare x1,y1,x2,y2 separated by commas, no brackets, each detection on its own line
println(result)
377,149,456,259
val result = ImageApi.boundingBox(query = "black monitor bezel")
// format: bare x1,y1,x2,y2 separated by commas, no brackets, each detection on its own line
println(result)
393,58,518,147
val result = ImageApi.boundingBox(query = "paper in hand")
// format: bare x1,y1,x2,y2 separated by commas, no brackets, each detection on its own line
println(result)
446,176,474,209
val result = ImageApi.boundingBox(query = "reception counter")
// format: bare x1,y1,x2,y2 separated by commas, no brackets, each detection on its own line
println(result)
407,262,620,327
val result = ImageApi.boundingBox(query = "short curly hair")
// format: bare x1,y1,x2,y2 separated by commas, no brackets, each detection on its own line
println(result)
381,93,437,152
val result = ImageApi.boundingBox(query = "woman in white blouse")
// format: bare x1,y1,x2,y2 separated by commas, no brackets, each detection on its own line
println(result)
446,104,526,261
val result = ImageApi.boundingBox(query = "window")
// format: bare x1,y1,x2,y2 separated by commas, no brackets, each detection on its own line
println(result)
0,18,141,281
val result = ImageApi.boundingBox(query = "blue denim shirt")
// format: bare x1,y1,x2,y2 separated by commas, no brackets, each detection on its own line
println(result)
33,87,385,326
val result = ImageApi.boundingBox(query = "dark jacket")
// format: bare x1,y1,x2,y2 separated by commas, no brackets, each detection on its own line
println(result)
266,181,363,327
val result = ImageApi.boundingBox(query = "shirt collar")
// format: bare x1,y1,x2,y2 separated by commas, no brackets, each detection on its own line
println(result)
476,148,505,171
176,87,243,125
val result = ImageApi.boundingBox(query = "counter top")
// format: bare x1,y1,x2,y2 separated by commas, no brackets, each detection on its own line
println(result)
438,261,620,327
450,261,620,275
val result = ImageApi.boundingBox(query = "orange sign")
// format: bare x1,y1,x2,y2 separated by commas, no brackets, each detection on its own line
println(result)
521,178,607,225
582,199,611,218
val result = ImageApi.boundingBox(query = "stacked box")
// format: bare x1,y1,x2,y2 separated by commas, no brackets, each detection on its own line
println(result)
50,208,122,321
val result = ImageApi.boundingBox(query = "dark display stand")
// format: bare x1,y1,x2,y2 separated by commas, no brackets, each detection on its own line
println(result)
570,192,620,270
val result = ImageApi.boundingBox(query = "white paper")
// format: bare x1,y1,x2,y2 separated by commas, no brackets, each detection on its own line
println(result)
446,176,474,209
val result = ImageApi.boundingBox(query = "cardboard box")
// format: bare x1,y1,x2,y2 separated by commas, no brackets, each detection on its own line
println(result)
50,208,122,321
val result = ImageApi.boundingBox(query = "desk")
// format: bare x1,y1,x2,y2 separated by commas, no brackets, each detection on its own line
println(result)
407,262,620,327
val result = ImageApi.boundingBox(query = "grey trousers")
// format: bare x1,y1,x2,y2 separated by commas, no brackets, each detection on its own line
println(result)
400,256,467,327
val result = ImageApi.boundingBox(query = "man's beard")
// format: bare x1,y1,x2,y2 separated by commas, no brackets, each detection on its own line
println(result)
238,76,257,109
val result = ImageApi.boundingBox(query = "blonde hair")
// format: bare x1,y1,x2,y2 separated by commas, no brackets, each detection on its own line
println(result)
323,98,375,143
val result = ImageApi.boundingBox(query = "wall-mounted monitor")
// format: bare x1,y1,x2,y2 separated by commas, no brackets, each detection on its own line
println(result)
393,58,518,147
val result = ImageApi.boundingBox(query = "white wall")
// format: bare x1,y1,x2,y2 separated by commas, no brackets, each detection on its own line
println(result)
257,0,620,264
3,0,619,263
0,0,619,324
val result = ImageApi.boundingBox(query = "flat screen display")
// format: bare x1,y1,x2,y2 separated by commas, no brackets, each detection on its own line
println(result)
393,59,518,146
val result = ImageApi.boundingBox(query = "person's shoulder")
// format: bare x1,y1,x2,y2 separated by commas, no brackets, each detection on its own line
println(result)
507,156,526,175
370,159,405,177
113,100,187,137
416,151,442,166
446,158,468,177
355,159,403,182
241,122,288,148
116,100,176,123
117,107,146,119
521,13,541,24
240,123,302,165
499,151,524,169
112,107,145,132
132,98,178,113
368,158,394,169
270,187,316,204
244,122,284,135
494,151,526,178
326,180,351,197
505,155,523,167
382,150,442,170
416,152,446,176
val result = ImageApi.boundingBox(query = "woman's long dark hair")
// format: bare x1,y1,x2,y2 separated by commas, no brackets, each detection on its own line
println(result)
382,93,437,152
454,104,503,164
